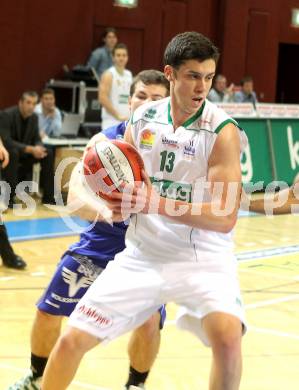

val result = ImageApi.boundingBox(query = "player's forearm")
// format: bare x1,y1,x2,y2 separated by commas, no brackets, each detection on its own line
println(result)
157,197,238,233
67,186,111,222
67,163,111,222
68,197,103,221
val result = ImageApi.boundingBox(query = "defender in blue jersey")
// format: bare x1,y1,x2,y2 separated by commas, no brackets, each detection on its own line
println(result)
8,70,169,390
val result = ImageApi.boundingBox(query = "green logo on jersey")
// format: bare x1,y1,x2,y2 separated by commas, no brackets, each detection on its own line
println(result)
144,108,157,120
150,177,192,202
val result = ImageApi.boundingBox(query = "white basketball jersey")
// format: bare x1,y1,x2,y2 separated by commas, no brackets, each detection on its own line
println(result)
101,66,132,130
127,97,248,262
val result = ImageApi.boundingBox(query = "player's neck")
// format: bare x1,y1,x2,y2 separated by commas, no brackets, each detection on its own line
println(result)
115,65,125,75
170,99,194,130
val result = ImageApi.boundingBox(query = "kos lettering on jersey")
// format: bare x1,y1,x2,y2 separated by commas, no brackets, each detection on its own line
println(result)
151,177,192,202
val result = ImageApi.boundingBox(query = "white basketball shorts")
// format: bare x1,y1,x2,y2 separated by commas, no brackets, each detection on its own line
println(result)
69,248,246,346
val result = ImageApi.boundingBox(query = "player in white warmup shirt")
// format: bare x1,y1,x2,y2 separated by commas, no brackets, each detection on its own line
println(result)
42,31,248,390
100,43,133,130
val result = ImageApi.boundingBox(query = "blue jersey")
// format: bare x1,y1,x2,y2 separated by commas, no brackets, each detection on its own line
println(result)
38,123,129,315
103,121,127,140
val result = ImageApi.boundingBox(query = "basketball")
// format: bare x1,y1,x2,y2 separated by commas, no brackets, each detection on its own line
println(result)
83,139,144,200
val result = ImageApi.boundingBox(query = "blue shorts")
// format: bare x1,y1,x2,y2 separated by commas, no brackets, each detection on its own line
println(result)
37,251,166,328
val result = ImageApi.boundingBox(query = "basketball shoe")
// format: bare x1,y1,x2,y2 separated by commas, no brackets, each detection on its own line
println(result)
7,370,41,390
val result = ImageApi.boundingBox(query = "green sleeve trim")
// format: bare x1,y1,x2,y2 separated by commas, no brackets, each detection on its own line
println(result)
214,118,239,134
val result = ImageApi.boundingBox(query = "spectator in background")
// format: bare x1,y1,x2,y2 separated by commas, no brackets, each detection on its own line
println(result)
0,138,27,269
35,88,62,139
99,43,133,130
0,91,55,207
207,74,235,103
234,76,258,105
86,27,118,80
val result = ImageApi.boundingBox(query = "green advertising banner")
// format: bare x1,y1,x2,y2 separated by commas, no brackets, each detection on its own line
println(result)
238,119,273,186
270,119,299,185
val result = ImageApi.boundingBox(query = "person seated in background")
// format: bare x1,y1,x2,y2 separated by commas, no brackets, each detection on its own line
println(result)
0,138,27,269
99,43,133,130
0,91,55,207
234,75,258,105
86,27,118,80
35,88,62,139
207,73,235,102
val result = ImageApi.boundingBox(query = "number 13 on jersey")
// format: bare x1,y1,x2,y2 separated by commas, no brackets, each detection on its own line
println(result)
160,151,176,173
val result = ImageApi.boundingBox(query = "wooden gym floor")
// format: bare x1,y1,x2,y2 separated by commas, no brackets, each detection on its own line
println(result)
0,206,299,389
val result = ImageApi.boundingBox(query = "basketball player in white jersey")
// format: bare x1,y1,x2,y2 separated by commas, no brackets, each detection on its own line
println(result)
42,32,248,390
99,43,133,130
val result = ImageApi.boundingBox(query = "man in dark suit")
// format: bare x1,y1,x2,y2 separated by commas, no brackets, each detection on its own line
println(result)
0,91,55,207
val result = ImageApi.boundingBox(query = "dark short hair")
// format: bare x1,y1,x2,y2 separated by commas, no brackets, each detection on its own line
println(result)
112,43,128,56
164,31,220,69
240,76,253,85
102,27,117,40
20,91,39,101
40,88,55,98
130,69,170,97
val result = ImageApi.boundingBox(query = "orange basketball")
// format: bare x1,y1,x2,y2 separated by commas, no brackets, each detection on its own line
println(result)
83,139,144,201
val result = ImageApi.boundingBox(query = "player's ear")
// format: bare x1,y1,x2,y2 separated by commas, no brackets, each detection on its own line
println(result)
164,65,174,82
